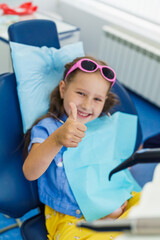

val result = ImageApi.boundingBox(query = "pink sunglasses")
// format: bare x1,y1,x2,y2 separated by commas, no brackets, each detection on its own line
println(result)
64,58,116,86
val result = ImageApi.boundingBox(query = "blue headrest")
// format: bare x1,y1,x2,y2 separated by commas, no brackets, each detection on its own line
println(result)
8,19,60,48
0,73,40,218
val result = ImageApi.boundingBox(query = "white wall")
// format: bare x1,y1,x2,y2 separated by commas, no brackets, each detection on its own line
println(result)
59,3,108,57
33,0,59,13
59,1,160,58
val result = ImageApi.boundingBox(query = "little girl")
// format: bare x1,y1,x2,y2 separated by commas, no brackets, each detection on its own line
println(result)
23,56,141,240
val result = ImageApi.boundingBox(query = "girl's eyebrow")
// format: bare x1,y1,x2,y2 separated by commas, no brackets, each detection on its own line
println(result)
76,87,87,92
75,88,89,94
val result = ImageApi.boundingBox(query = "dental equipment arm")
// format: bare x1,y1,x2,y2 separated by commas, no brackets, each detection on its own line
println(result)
77,217,160,234
109,148,160,181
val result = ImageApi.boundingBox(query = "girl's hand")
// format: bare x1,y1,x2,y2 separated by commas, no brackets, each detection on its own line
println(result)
100,201,128,220
55,102,87,148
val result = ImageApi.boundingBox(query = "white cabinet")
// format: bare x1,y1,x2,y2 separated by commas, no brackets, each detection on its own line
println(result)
0,12,80,74
0,40,13,73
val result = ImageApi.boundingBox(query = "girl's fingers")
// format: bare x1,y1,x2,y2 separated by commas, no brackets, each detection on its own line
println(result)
77,123,87,132
121,201,128,211
74,129,86,138
71,142,79,148
71,135,82,143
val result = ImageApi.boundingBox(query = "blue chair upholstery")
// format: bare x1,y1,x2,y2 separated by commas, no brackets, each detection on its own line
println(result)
0,19,143,240
111,80,142,151
0,19,60,240
8,19,60,48
0,72,48,240
0,72,39,218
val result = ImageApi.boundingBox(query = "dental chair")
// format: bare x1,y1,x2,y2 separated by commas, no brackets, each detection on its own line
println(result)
0,19,145,240
0,19,60,240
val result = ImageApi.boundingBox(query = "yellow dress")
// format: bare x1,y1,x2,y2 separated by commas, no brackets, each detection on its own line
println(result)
45,191,140,240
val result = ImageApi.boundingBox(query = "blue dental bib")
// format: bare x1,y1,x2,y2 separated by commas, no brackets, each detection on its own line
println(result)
63,112,141,221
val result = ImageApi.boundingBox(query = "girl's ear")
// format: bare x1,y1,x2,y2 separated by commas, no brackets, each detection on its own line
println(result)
59,80,66,99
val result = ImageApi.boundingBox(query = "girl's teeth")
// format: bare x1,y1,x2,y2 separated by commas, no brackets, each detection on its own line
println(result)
78,111,89,117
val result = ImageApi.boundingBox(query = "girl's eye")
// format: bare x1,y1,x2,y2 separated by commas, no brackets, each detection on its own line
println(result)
94,98,102,102
77,91,85,96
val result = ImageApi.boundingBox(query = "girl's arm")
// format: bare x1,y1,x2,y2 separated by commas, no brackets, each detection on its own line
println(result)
23,103,87,181
22,128,63,181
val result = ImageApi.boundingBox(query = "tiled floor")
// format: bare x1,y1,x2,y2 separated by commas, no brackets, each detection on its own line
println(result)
0,214,22,240
0,209,38,240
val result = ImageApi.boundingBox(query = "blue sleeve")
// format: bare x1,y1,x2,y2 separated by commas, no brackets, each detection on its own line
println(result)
28,117,58,152
28,117,65,165
28,124,49,152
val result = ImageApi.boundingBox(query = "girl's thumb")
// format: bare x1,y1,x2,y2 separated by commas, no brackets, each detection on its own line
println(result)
69,102,77,120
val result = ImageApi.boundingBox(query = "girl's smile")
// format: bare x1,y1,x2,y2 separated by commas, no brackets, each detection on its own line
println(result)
59,70,111,124
77,110,92,119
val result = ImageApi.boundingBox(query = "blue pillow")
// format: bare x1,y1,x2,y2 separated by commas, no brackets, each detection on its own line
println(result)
10,41,85,133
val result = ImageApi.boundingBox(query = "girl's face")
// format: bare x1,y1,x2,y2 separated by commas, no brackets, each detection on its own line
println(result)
59,71,111,124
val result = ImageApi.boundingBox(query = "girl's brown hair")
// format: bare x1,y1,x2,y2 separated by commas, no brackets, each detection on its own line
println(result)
24,56,119,157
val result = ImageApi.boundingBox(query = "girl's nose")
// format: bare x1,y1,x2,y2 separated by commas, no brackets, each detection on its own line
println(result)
81,98,92,110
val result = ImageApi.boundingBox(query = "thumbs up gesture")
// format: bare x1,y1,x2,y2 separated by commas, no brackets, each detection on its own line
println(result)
55,102,87,148
69,102,78,121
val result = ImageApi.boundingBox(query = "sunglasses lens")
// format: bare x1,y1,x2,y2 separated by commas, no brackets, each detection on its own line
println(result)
81,60,97,71
102,68,114,80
